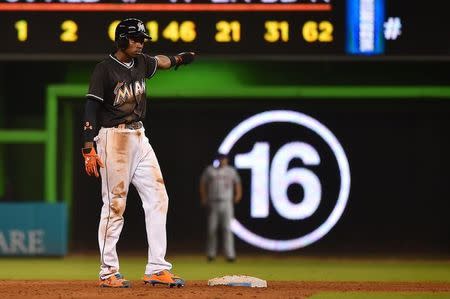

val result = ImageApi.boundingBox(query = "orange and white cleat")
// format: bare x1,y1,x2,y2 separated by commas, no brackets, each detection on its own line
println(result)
143,270,185,288
98,273,131,288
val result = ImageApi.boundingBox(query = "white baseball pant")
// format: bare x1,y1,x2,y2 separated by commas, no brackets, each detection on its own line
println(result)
95,126,172,278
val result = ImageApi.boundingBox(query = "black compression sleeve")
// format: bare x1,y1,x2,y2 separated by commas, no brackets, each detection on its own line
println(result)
83,98,101,143
168,55,177,68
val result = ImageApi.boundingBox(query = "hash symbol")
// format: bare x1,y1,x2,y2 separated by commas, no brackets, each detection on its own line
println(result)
384,17,402,40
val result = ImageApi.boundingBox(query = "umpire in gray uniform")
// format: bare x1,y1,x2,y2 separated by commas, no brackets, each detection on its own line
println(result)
200,153,242,262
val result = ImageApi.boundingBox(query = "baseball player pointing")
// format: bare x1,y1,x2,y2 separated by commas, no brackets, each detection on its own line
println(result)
81,18,194,288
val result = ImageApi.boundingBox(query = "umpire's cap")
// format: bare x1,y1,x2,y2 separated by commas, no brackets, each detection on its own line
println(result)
115,18,151,41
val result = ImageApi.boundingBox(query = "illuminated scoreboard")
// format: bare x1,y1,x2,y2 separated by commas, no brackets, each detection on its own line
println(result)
0,0,448,59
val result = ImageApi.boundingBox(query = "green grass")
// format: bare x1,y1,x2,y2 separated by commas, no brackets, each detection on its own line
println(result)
0,255,449,282
310,293,450,299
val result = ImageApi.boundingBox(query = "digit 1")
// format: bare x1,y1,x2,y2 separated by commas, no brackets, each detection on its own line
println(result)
230,21,241,42
146,21,158,42
279,21,289,42
15,20,28,42
235,142,270,218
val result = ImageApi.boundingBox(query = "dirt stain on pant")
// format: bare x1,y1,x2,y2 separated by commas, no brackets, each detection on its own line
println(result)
157,191,169,214
113,132,129,153
151,166,168,214
112,131,130,169
111,181,127,216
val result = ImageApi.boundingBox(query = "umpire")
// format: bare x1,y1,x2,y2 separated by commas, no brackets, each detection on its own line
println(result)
200,153,242,262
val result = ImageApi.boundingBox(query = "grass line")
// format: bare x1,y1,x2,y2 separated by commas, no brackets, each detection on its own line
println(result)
0,255,449,282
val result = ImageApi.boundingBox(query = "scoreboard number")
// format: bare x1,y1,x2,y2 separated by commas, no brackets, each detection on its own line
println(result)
146,21,159,42
302,20,333,43
162,21,196,42
60,20,78,42
14,20,27,42
264,21,289,43
215,20,241,43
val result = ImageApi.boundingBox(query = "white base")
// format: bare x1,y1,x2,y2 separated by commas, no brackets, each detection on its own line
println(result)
207,275,267,288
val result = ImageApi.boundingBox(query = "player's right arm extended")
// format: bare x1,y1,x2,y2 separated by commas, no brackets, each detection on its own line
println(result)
82,98,104,177
155,52,196,70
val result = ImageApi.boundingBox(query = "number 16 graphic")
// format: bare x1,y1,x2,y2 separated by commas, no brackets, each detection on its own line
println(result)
218,110,351,251
236,141,321,220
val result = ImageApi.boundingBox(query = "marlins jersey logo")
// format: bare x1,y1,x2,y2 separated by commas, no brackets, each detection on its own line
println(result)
113,79,146,106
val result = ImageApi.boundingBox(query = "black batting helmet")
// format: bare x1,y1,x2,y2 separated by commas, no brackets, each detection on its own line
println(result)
115,18,151,50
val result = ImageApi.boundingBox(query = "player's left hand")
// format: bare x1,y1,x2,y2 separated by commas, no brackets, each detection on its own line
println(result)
175,52,195,70
82,147,104,177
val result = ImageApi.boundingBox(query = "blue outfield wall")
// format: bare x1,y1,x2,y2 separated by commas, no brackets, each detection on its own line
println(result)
0,203,67,256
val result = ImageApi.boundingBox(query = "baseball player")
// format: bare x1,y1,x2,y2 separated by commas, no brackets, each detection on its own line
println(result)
81,18,195,288
200,153,242,262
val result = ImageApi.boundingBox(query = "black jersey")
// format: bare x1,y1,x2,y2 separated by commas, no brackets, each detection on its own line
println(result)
86,53,158,127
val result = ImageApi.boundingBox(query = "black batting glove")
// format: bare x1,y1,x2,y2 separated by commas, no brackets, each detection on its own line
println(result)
175,52,195,70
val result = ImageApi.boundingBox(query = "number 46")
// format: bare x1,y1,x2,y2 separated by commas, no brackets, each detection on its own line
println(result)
235,142,322,220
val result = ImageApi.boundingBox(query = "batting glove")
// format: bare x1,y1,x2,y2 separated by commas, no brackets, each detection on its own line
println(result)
175,52,195,70
82,147,104,177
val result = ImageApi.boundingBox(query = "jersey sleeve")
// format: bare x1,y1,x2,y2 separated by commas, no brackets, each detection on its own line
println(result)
86,63,106,102
83,98,101,143
143,54,158,78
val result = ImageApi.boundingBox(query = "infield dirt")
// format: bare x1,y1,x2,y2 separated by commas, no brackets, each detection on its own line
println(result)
0,280,449,299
